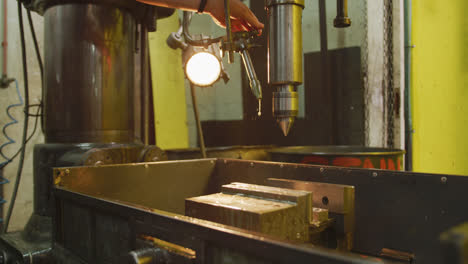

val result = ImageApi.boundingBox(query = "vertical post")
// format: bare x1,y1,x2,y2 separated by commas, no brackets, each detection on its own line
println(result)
190,84,207,158
224,0,234,63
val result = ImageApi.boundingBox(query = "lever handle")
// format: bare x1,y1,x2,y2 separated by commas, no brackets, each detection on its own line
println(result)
224,0,235,63
240,50,262,100
240,49,263,116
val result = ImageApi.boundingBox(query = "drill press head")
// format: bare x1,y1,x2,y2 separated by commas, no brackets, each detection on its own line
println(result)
267,0,304,136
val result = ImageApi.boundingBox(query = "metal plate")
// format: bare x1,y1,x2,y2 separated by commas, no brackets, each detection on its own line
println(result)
53,158,468,263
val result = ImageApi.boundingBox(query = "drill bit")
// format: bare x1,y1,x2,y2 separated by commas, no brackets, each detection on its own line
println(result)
277,117,295,136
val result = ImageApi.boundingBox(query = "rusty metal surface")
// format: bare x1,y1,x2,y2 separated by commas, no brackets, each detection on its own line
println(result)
140,236,196,260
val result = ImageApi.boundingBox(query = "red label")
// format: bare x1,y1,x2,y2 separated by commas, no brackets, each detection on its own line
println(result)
332,157,362,167
301,156,329,165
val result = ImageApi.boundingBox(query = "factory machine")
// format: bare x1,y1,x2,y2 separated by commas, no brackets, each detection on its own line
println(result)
1,0,468,263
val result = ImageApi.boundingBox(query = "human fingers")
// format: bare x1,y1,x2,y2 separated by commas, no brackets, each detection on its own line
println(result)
231,20,250,32
241,7,264,31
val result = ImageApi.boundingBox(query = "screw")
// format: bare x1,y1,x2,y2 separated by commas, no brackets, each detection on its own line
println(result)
372,172,378,178
210,160,215,164
224,160,227,164
320,168,324,173
250,162,254,167
441,176,447,184
280,164,284,168
144,164,149,169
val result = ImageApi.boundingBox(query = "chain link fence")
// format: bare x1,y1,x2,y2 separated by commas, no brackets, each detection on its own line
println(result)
362,0,397,148
384,0,395,148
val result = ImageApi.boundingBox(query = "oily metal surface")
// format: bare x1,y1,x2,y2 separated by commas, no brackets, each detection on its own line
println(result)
165,145,273,161
54,159,216,214
44,4,135,143
186,193,302,240
52,158,468,263
267,178,354,214
186,183,312,242
211,159,468,264
54,187,394,264
268,146,405,156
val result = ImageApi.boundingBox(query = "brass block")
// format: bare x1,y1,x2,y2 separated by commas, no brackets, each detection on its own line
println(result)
312,208,329,223
186,183,312,242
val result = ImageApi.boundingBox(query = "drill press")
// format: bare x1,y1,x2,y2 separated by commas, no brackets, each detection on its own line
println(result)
267,0,304,136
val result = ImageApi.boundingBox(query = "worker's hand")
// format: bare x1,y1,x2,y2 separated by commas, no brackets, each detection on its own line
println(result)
205,0,264,34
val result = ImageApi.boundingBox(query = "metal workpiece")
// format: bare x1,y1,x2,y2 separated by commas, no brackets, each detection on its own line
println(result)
44,5,136,143
266,0,304,135
185,182,313,242
267,178,355,250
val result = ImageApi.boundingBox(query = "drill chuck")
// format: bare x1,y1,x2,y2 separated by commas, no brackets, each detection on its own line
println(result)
273,85,298,136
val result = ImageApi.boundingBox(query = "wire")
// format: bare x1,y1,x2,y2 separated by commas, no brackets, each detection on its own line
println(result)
0,80,23,167
3,1,30,233
0,80,23,213
26,9,44,134
2,105,41,166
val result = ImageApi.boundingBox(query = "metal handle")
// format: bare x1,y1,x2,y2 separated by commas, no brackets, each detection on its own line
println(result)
240,49,262,116
240,50,262,100
224,0,235,63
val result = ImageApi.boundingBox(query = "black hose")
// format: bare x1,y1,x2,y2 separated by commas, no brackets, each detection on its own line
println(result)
3,1,30,233
26,9,44,134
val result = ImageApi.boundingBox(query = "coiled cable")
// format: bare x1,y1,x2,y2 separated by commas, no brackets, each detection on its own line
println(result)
3,1,30,233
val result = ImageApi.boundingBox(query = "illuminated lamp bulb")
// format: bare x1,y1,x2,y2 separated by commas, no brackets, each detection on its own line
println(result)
185,52,221,87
